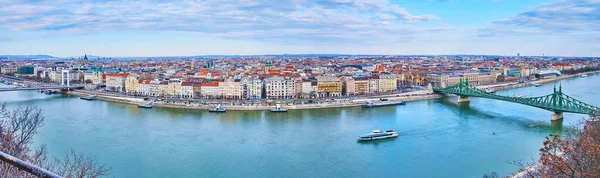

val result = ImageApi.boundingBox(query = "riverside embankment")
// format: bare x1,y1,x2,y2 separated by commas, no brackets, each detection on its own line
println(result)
68,71,599,111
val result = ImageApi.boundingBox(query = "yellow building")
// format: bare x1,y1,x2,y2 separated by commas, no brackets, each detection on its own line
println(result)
316,76,342,98
158,83,169,97
354,77,369,95
219,78,242,99
125,74,140,94
378,74,397,93
167,81,182,98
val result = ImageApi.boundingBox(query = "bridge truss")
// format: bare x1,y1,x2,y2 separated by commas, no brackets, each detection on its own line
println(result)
433,79,600,116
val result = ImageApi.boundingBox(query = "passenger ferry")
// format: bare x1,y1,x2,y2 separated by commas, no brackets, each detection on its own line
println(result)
271,104,288,112
361,100,405,108
580,74,588,78
209,105,226,113
80,95,97,101
138,102,153,108
484,88,495,93
357,130,398,141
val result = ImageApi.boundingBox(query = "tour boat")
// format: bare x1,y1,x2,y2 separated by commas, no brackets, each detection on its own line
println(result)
535,84,542,87
580,74,587,78
357,130,398,141
138,102,153,108
379,98,389,101
484,88,495,93
271,104,288,112
209,105,226,113
80,95,97,101
43,90,57,95
361,100,405,108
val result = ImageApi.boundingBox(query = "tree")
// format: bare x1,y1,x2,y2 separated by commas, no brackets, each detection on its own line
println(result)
509,120,600,178
0,103,110,177
536,120,600,178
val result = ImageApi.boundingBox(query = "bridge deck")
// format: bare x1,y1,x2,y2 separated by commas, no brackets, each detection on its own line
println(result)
0,85,85,92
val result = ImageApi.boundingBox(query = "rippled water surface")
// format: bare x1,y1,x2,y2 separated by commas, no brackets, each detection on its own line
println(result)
0,74,597,177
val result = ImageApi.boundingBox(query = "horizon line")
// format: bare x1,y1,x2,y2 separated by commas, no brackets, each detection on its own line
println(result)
2,53,600,59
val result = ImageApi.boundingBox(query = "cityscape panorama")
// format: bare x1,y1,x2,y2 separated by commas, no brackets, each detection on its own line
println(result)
1,0,599,178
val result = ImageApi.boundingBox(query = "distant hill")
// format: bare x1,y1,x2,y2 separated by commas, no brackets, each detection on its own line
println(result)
64,55,104,60
0,55,56,60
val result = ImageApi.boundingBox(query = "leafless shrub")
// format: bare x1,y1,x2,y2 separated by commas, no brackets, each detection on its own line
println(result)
0,103,110,177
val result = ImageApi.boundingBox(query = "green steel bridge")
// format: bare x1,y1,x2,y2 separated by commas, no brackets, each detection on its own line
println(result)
433,79,600,120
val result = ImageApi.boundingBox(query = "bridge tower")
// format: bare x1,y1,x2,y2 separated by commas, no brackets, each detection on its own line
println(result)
551,84,564,121
61,70,70,87
457,78,470,103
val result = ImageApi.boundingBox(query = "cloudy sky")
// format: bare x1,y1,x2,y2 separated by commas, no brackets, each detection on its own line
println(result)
0,0,598,57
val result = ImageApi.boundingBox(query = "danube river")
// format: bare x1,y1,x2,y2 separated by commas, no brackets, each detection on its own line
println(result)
1,75,598,177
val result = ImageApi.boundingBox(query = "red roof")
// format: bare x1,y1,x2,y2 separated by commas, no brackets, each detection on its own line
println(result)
552,63,572,66
201,81,219,87
139,79,153,84
181,82,194,86
269,70,281,74
105,73,130,77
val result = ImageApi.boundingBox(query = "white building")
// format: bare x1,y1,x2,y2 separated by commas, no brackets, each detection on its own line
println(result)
181,82,194,98
138,79,153,96
105,73,130,92
264,76,295,99
200,82,219,99
241,77,263,99
301,80,313,98
368,76,379,94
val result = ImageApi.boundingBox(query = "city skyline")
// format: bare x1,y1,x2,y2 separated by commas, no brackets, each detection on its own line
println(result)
1,0,599,57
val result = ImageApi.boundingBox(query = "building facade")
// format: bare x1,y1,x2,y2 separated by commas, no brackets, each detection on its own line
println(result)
219,78,242,99
378,74,397,93
125,74,140,94
264,76,295,99
315,76,342,98
105,73,130,92
201,81,219,99
240,77,262,100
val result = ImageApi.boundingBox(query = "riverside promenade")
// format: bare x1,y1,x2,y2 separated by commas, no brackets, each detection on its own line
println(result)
65,70,599,111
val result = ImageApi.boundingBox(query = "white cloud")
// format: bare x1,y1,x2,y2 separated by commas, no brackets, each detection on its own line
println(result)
0,0,440,44
489,0,600,32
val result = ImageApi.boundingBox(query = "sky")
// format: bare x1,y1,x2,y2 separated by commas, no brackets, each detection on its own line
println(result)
0,0,599,57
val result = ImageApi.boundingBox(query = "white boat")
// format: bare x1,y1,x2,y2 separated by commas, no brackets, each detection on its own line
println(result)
209,104,226,113
484,88,495,93
138,102,153,108
580,74,587,78
271,104,288,112
361,100,405,108
80,95,97,100
357,130,398,141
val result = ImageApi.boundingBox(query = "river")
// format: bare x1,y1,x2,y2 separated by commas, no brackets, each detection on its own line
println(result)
0,74,598,178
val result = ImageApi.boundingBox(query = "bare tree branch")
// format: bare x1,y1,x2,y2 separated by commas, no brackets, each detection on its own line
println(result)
0,103,111,177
